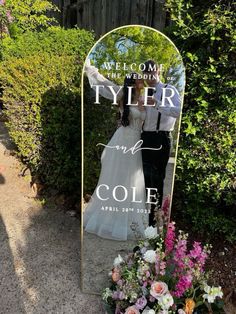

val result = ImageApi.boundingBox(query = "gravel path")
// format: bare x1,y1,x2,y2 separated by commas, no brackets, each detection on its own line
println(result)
0,121,103,314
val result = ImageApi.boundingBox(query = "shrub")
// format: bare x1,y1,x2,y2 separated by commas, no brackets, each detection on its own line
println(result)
1,26,93,60
0,27,95,194
165,0,236,241
4,0,58,36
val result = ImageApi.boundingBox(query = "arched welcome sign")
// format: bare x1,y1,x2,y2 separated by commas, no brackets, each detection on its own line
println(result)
81,25,185,294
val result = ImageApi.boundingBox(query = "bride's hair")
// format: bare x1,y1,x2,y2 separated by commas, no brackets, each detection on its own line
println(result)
121,73,137,127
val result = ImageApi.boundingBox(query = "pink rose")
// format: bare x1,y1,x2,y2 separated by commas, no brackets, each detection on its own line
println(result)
150,281,168,299
124,306,140,314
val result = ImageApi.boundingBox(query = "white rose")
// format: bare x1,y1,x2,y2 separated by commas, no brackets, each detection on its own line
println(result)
143,250,157,263
144,226,158,239
178,310,186,314
143,308,155,314
113,254,124,267
158,293,174,310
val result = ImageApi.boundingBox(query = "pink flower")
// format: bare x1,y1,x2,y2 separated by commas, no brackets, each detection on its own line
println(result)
150,281,168,299
160,261,166,276
189,242,202,259
189,241,208,271
187,259,194,268
161,195,171,220
173,274,193,297
174,238,187,268
124,306,140,314
165,222,176,254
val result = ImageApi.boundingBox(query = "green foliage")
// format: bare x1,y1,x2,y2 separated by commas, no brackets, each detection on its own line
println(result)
0,27,95,193
165,0,236,240
90,26,184,90
5,0,59,36
39,84,81,192
184,204,236,243
1,26,93,60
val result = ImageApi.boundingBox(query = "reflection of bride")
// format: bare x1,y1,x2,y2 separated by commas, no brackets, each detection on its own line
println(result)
83,63,149,241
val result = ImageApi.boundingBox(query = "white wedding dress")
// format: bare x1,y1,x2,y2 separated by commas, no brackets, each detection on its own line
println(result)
83,63,149,241
83,107,149,240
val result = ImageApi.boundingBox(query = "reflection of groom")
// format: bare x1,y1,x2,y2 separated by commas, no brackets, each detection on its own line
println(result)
141,60,181,226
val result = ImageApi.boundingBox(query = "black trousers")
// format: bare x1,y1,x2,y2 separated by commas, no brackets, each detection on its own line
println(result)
141,131,171,226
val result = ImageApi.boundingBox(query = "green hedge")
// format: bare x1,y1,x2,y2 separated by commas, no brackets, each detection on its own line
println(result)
0,27,95,194
165,0,236,241
1,26,94,59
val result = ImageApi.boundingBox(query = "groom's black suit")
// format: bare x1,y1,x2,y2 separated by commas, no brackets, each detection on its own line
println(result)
141,81,181,226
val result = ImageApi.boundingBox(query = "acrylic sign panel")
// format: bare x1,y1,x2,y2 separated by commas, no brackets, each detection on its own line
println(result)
81,25,185,294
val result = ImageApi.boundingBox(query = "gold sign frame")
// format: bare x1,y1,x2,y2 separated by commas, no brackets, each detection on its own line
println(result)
81,24,185,295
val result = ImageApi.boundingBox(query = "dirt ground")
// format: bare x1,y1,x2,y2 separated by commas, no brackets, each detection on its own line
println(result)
0,121,103,314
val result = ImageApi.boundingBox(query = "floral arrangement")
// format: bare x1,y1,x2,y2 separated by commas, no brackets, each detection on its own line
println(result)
102,220,224,314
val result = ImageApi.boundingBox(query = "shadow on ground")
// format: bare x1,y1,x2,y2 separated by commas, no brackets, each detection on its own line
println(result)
0,214,26,313
0,121,104,314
